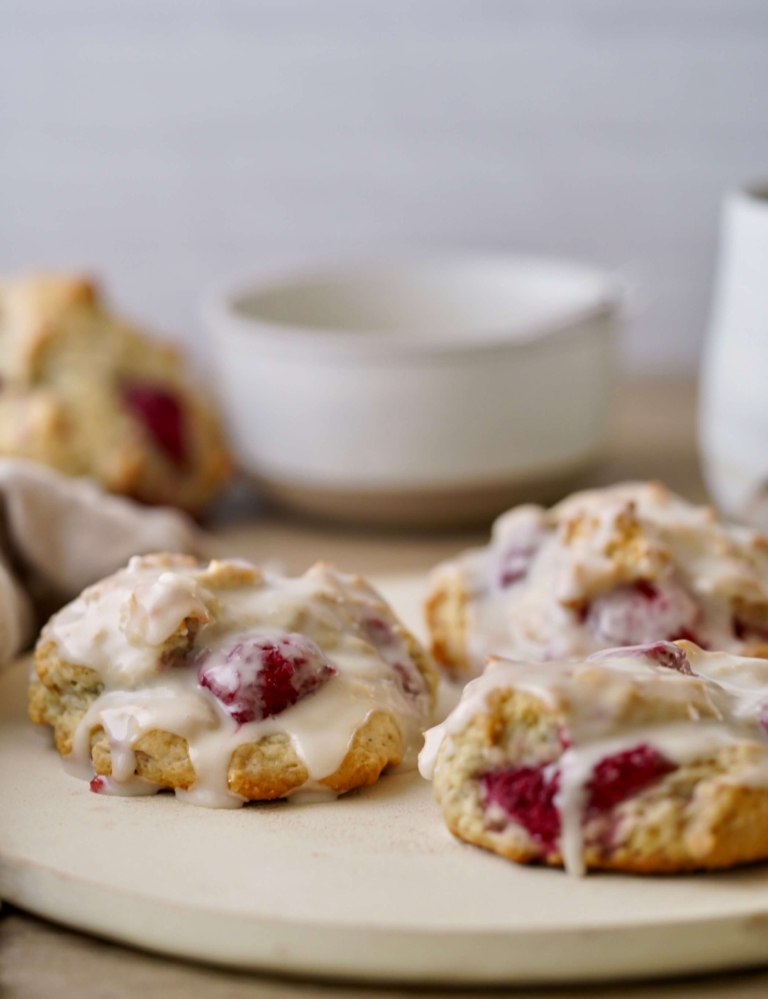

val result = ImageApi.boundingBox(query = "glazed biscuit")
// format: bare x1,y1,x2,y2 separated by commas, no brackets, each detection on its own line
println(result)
30,555,438,806
420,641,768,874
0,274,230,512
426,482,768,680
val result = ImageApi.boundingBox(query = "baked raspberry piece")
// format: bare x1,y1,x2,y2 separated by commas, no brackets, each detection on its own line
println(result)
482,766,560,851
585,744,676,816
391,661,427,698
589,640,693,674
199,633,336,724
586,579,704,648
758,704,768,734
498,545,540,588
362,616,395,647
362,615,428,704
121,382,187,467
496,523,548,588
480,745,674,852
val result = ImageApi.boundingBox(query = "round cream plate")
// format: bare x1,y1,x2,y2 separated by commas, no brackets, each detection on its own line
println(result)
3,575,768,984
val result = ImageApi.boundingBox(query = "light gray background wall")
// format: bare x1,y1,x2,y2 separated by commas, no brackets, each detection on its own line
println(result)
2,0,767,373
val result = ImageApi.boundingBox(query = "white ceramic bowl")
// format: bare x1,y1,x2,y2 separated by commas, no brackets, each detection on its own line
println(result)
203,256,619,528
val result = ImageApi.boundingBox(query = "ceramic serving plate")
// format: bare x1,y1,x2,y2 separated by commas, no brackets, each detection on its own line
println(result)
3,575,768,984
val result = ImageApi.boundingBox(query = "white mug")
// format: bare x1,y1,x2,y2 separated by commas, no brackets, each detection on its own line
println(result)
699,182,768,528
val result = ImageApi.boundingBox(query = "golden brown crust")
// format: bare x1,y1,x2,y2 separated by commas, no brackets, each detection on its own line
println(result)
320,711,403,793
91,727,198,789
424,568,470,678
28,640,103,754
36,666,404,800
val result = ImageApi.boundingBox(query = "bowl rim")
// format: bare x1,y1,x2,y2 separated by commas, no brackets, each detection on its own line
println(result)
202,253,623,359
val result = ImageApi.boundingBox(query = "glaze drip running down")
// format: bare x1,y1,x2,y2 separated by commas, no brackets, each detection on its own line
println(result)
426,481,768,678
35,554,436,807
419,641,768,874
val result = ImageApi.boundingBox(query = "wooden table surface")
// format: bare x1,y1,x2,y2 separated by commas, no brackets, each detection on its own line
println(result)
7,379,768,999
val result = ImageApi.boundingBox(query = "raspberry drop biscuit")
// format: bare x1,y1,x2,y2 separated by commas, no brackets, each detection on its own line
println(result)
420,641,768,874
0,273,230,512
29,555,438,806
426,481,768,680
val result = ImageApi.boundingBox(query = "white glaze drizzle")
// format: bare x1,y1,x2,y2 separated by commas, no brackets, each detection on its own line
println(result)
43,556,433,807
554,723,749,876
431,482,768,676
419,646,768,874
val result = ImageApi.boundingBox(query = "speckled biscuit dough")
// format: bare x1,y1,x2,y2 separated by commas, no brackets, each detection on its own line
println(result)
0,274,230,512
426,481,768,680
30,555,438,806
420,641,768,874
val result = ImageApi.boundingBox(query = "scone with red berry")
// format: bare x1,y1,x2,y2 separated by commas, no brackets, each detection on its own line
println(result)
29,555,438,806
426,481,768,680
0,273,230,513
420,641,768,874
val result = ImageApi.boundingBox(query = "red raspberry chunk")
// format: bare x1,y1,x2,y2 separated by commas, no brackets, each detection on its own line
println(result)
586,580,704,648
758,704,768,734
363,616,395,646
585,744,675,816
481,743,675,852
481,766,560,852
496,522,548,588
362,615,428,704
122,382,187,467
199,633,336,724
498,543,541,587
392,660,427,699
589,641,693,674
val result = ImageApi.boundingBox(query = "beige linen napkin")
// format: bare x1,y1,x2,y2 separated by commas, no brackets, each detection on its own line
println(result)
0,458,201,668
